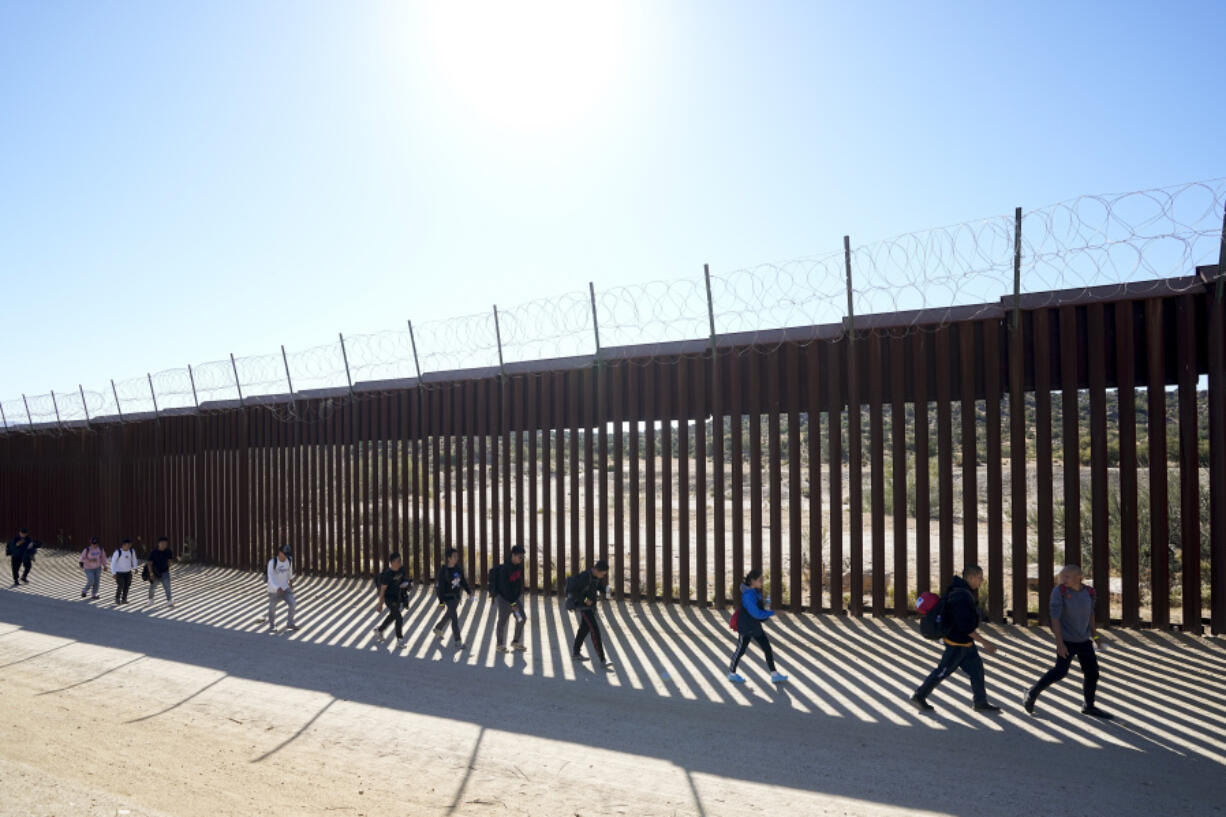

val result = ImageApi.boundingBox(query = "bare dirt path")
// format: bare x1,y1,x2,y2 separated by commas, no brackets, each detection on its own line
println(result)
0,551,1223,817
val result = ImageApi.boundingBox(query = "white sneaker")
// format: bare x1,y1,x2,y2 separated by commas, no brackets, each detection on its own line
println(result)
395,636,408,649
511,642,527,652
496,645,509,653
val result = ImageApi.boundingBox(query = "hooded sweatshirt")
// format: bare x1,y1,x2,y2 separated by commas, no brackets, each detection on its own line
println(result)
435,562,471,602
737,583,774,635
941,576,981,646
110,548,139,574
79,545,107,571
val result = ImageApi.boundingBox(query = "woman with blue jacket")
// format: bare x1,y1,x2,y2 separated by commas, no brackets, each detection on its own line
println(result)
729,569,788,684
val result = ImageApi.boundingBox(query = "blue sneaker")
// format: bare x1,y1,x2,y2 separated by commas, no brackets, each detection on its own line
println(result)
770,672,788,683
728,673,746,683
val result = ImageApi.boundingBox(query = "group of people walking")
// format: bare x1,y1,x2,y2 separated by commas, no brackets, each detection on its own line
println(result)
6,528,176,606
9,524,1112,718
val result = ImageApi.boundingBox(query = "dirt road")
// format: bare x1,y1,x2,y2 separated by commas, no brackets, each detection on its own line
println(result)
0,551,1222,816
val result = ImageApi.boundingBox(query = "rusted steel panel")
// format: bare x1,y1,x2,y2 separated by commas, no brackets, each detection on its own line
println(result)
1145,298,1170,628
749,352,763,579
644,363,657,599
1208,290,1226,635
729,350,744,599
540,374,553,593
826,339,844,614
1115,301,1140,627
1059,305,1081,566
525,376,538,591
786,343,803,612
767,347,783,610
713,349,727,608
598,365,610,576
1034,309,1055,624
678,356,691,603
935,326,954,587
1009,312,1028,624
846,333,864,617
984,320,1004,622
890,334,908,616
1087,303,1111,622
913,333,930,595
806,341,823,612
695,353,709,606
959,323,978,569
628,363,642,601
1176,294,1201,634
661,360,674,603
613,363,626,599
868,332,885,616
568,369,580,578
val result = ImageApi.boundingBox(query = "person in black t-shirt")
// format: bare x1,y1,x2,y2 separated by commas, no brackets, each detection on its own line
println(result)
146,537,176,607
432,548,472,648
373,552,411,649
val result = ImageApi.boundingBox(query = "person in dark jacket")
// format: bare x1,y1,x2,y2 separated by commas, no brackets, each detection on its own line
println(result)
433,548,472,648
1024,564,1113,719
374,552,411,649
910,565,1001,713
728,568,788,684
567,560,613,671
493,545,527,653
7,529,34,586
146,537,176,607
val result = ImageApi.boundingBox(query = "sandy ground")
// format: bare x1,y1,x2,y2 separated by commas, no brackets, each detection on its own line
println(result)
1,551,1224,817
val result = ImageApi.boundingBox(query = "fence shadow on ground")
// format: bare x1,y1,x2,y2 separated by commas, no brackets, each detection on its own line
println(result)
3,550,1225,816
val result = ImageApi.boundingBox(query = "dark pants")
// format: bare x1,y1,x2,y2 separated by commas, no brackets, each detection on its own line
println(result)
378,604,404,640
914,642,988,706
20,558,31,581
1030,640,1099,706
730,630,776,673
114,571,133,603
10,556,21,584
434,598,462,642
573,608,606,662
495,597,525,647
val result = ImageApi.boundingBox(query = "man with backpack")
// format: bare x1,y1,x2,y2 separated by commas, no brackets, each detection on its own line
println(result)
565,559,613,671
109,539,139,604
910,564,1002,713
266,545,297,634
1023,564,1113,719
491,545,527,654
7,528,35,586
433,548,472,648
373,551,411,649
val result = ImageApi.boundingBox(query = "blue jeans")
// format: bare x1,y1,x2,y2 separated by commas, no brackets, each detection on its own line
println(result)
82,568,101,597
914,642,988,705
148,570,172,602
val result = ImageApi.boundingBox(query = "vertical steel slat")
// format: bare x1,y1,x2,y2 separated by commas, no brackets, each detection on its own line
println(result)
889,334,908,616
729,351,744,596
598,364,610,575
541,374,553,593
786,343,802,612
749,352,763,577
568,369,580,577
959,322,978,569
1207,288,1226,635
479,379,490,588
695,353,709,606
767,347,783,610
1115,301,1140,626
678,356,691,603
984,320,1004,622
713,350,727,608
806,341,823,612
628,364,641,601
1009,306,1029,624
1059,305,1081,566
1176,294,1201,634
644,363,657,598
613,363,626,599
826,340,844,614
1034,309,1055,624
515,375,526,557
504,374,515,566
661,360,673,602
867,332,886,615
846,331,864,616
1145,298,1170,628
1087,303,1111,622
554,370,566,593
913,333,931,595
935,326,954,587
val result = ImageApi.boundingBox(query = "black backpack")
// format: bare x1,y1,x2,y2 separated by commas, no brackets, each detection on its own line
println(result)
920,588,972,640
487,563,501,594
564,572,586,610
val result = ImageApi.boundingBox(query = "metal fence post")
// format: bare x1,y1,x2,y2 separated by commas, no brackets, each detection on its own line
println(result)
492,305,505,376
1013,206,1023,329
230,353,244,405
79,385,90,424
22,394,32,426
407,320,422,380
0,403,8,430
50,391,62,427
187,365,199,408
589,283,601,357
148,373,160,417
844,235,855,332
338,333,354,395
111,379,123,420
281,345,295,395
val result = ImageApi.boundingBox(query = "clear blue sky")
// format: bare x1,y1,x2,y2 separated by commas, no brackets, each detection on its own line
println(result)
2,0,1223,402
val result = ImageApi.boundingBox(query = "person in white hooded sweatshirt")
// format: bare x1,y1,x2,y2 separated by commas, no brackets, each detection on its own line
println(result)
109,539,139,604
266,545,298,634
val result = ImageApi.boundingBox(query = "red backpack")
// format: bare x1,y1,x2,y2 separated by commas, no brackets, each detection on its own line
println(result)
729,609,740,632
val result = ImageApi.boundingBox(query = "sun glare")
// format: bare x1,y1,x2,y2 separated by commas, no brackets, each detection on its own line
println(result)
420,1,628,138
